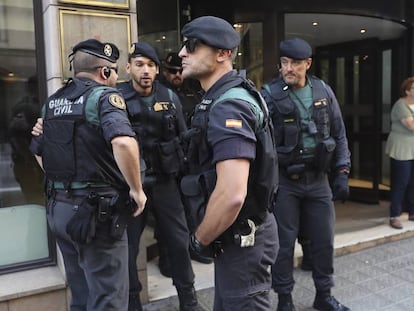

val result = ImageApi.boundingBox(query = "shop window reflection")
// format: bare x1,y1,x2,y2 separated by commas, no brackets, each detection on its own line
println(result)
0,1,51,274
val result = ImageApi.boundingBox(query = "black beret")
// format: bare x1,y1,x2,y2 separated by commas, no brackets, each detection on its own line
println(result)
72,39,119,62
164,52,182,68
182,16,240,50
280,38,312,60
129,42,160,66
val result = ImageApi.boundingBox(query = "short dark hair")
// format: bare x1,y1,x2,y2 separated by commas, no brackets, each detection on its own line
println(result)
73,51,110,75
400,77,414,97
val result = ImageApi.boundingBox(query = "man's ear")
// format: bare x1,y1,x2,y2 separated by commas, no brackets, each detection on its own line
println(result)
217,49,231,62
306,58,313,70
102,67,111,79
125,62,130,74
97,67,108,80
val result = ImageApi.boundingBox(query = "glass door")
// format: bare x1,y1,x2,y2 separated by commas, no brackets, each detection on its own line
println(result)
315,39,382,203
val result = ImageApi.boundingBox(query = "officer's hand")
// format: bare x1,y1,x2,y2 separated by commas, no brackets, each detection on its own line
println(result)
31,118,44,136
190,233,222,259
130,189,147,217
332,170,349,202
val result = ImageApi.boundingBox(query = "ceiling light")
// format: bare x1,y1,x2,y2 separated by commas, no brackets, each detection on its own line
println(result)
360,29,366,34
312,22,318,26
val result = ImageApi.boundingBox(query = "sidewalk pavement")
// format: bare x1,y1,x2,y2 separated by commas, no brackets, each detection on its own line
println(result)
142,201,414,311
143,236,414,311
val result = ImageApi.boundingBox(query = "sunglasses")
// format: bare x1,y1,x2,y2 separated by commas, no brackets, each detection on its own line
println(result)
181,38,203,53
94,66,119,74
166,67,183,75
109,66,118,74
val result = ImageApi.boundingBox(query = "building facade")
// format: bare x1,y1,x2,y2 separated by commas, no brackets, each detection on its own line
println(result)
0,0,413,309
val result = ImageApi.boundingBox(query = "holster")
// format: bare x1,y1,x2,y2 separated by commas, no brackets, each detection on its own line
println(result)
65,191,132,243
314,137,336,172
99,193,132,240
66,192,99,244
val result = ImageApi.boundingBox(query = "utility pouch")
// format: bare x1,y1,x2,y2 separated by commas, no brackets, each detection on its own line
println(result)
158,138,185,174
180,170,217,227
314,137,336,172
161,114,176,141
143,174,157,189
277,121,300,167
97,196,112,222
66,192,99,244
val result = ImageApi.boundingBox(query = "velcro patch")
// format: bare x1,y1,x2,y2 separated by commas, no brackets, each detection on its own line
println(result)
109,94,126,110
314,98,328,106
153,102,169,111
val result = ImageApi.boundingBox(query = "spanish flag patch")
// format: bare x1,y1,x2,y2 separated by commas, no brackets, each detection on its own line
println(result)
225,119,242,128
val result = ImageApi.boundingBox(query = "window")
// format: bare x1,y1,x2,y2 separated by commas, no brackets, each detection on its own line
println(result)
0,1,54,275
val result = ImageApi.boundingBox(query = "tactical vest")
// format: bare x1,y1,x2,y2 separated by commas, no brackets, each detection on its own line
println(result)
42,78,127,190
184,75,278,221
118,80,185,175
262,76,335,170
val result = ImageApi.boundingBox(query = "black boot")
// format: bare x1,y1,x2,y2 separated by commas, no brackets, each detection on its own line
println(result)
128,292,143,311
313,291,350,311
177,286,203,311
277,293,296,311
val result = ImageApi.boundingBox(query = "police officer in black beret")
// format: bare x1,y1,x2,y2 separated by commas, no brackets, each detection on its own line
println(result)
30,38,147,311
117,42,203,311
179,16,279,310
160,52,202,128
261,37,351,311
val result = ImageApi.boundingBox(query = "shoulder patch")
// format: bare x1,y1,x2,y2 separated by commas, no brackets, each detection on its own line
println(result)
109,94,126,110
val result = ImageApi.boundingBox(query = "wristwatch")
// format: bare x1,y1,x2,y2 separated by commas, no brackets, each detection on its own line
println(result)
190,233,205,253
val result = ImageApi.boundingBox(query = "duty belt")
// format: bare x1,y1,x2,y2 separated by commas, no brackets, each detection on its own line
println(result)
52,181,111,190
280,165,323,181
52,189,91,204
52,188,120,216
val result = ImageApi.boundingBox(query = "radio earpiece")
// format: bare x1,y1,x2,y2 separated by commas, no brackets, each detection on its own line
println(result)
103,67,111,79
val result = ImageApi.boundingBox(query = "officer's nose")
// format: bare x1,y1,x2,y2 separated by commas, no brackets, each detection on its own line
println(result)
178,47,186,58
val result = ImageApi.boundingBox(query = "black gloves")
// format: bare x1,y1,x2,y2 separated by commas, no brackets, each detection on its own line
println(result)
189,233,223,259
332,169,349,202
